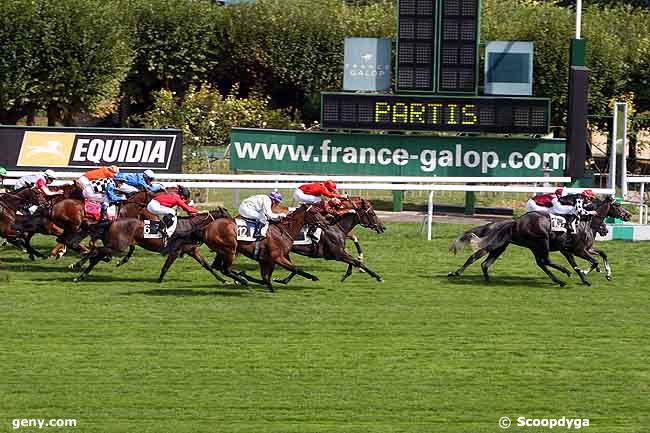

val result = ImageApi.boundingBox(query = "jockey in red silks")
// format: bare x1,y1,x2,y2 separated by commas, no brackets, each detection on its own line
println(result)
526,187,566,213
293,179,348,215
147,186,198,227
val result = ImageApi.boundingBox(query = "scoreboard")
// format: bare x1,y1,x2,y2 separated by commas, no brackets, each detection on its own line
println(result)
321,93,550,134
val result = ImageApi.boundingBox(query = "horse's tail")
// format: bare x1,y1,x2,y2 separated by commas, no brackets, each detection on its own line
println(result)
449,224,490,254
474,220,515,251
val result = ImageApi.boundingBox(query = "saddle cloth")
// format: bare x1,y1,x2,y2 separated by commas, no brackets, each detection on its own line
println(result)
293,225,323,246
143,217,177,239
235,218,268,241
549,214,567,233
84,200,117,221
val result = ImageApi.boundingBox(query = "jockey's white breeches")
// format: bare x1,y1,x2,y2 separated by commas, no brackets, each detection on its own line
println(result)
293,188,321,204
119,184,140,194
526,199,551,213
147,200,175,217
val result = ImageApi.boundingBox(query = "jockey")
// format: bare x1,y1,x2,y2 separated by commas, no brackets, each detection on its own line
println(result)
0,166,6,193
13,169,63,214
97,178,128,222
77,165,119,200
294,179,345,204
146,186,198,237
113,169,164,194
14,169,62,195
526,187,566,213
238,191,286,239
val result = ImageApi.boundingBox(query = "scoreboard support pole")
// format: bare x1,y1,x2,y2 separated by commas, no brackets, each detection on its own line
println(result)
566,38,589,184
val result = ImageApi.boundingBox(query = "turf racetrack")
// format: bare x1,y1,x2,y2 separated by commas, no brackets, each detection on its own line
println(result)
1,223,648,433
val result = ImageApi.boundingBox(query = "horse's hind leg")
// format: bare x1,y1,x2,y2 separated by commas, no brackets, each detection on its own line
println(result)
448,248,488,277
74,248,107,282
23,233,45,259
158,251,180,283
116,245,136,267
187,248,226,283
480,245,507,282
531,247,566,287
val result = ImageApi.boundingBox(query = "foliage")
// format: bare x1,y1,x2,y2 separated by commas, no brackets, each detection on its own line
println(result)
0,0,133,125
124,0,222,101
482,0,650,124
132,83,302,147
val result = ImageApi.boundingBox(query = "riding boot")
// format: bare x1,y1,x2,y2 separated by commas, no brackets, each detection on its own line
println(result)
253,222,265,240
99,204,109,222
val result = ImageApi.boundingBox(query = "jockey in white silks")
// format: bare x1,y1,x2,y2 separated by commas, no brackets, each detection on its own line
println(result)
238,191,286,239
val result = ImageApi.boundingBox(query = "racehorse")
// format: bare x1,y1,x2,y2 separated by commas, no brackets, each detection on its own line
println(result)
204,204,324,292
70,208,231,283
274,197,386,284
448,196,631,286
1,187,63,259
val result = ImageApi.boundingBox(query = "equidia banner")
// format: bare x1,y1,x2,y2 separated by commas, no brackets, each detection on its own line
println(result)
230,128,566,177
0,126,183,172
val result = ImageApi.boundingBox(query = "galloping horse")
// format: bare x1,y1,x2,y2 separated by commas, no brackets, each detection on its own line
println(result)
449,196,631,286
1,188,63,259
204,204,324,292
274,197,386,284
71,209,231,283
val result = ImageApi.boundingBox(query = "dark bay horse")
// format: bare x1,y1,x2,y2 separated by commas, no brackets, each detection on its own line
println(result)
204,204,324,292
448,196,631,287
1,188,63,259
71,208,231,283
274,197,386,284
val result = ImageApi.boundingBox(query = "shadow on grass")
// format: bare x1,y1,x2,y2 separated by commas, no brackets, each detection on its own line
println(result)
121,288,250,297
435,274,568,288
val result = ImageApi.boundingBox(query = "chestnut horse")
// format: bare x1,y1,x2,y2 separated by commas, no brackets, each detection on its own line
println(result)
1,187,63,259
204,204,324,292
71,208,231,283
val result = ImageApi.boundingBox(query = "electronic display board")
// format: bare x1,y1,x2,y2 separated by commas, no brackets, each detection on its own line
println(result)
321,92,550,134
396,0,437,92
437,0,480,93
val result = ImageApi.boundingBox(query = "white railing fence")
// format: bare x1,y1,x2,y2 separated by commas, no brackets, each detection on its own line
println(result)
1,171,616,240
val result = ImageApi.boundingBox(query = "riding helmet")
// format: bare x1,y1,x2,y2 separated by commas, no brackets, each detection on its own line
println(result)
0,167,7,177
44,169,58,179
324,179,337,191
179,185,190,199
143,169,156,180
268,191,283,203
581,189,596,200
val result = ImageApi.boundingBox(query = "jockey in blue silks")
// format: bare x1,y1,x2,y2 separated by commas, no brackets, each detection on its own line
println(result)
113,169,164,194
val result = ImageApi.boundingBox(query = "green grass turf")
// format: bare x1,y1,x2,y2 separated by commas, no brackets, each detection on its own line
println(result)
1,223,649,433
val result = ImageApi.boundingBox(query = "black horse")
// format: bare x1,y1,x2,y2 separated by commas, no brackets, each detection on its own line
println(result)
448,196,631,287
274,197,385,284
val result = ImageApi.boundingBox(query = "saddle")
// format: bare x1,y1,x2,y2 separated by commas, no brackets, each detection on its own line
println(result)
235,217,268,241
84,200,116,222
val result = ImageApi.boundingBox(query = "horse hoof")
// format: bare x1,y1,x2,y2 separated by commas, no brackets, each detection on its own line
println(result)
73,277,82,283
378,278,384,283
582,281,591,286
29,255,36,261
606,275,612,281
311,276,320,282
557,281,566,288
448,271,459,277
